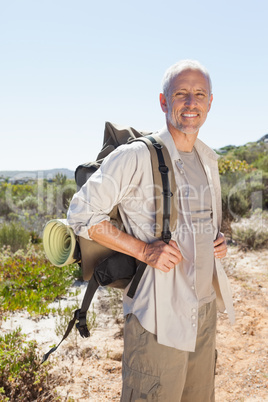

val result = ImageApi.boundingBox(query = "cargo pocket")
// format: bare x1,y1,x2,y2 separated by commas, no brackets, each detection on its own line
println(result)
121,361,160,401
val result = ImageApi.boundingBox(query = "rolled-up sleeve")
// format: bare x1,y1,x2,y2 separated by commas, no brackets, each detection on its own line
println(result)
67,144,140,239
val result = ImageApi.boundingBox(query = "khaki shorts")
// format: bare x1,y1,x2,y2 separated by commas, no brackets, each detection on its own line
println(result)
121,300,217,402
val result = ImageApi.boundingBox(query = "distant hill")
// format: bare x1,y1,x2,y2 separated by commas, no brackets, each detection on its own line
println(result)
257,134,268,143
0,168,75,180
215,134,268,173
216,134,268,154
1,134,267,180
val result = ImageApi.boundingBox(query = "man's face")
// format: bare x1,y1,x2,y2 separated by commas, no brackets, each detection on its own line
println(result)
160,69,213,136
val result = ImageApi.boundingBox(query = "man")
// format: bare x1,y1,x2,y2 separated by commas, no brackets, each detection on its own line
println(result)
67,60,235,401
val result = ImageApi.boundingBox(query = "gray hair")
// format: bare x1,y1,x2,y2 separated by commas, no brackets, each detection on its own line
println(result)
162,59,212,97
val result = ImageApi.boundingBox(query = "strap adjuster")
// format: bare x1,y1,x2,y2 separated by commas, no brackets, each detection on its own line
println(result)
162,230,172,243
159,165,169,174
162,190,173,197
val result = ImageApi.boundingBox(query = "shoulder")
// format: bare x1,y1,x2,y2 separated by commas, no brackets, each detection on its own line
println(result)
101,139,151,168
97,139,152,186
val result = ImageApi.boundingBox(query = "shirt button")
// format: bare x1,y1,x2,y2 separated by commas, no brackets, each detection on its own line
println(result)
192,308,197,313
192,315,196,320
191,286,195,290
192,323,196,327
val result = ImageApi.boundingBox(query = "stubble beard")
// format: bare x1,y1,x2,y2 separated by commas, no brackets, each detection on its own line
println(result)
167,109,201,136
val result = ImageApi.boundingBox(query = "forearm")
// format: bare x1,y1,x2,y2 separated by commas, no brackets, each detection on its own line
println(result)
88,220,183,272
88,220,146,261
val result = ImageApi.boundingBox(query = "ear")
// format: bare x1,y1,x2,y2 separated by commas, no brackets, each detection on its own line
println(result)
208,93,213,112
160,93,168,113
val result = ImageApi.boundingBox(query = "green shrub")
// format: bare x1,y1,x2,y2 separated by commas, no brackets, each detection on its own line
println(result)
0,222,30,252
0,328,59,401
218,141,268,166
0,198,12,217
221,170,267,223
0,250,79,315
0,180,76,237
16,195,38,211
232,227,268,250
231,211,268,250
253,154,268,172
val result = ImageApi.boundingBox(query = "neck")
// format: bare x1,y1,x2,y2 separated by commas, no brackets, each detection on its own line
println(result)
167,121,198,152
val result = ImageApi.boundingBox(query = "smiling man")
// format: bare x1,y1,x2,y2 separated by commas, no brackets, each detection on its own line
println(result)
67,60,235,401
160,64,213,149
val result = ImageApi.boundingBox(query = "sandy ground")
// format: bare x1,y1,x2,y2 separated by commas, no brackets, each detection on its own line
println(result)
1,246,268,401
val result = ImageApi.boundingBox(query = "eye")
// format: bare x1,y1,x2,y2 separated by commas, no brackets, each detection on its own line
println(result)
175,91,186,97
196,92,206,98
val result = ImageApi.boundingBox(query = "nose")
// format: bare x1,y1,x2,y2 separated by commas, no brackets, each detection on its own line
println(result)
184,93,197,107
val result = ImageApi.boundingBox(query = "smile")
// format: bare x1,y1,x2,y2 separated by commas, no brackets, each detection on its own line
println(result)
182,113,198,118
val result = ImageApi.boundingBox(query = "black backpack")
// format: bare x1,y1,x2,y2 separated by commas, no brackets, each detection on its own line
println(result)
42,122,177,362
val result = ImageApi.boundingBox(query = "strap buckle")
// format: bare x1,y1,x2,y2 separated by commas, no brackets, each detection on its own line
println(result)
76,323,90,338
162,190,173,197
75,309,90,338
162,230,171,244
159,165,169,174
153,142,163,150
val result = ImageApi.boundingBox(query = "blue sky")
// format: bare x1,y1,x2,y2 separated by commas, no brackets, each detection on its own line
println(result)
0,0,267,172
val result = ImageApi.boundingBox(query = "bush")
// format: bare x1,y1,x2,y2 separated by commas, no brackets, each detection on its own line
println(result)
0,328,59,401
253,154,268,173
219,141,268,166
221,170,268,224
231,211,268,250
232,227,268,250
0,198,12,218
0,248,79,315
0,222,30,252
218,158,252,175
16,195,38,211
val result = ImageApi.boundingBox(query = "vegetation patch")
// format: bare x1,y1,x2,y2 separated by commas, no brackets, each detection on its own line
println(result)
232,210,268,251
0,245,78,315
0,328,59,401
0,223,31,253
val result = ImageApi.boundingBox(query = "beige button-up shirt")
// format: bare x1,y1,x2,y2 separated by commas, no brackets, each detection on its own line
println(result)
67,126,235,352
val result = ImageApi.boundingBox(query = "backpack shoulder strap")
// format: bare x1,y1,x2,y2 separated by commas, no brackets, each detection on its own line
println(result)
126,135,177,299
132,135,177,238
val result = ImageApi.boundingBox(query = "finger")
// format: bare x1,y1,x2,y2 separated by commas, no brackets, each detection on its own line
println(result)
162,261,176,272
168,252,182,265
169,240,180,250
214,232,226,245
167,243,182,259
159,264,171,273
165,251,183,268
214,246,227,258
214,241,227,251
214,237,225,246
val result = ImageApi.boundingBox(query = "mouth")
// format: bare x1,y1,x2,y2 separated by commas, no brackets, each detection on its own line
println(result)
181,113,199,118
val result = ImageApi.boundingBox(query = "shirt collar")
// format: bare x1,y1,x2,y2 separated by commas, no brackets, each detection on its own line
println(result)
156,125,219,162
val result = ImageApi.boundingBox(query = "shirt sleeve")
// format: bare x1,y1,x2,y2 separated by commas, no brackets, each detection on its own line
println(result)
67,143,143,239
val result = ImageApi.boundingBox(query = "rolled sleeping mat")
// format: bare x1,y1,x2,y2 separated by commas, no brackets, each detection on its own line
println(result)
43,219,79,267
42,219,115,281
